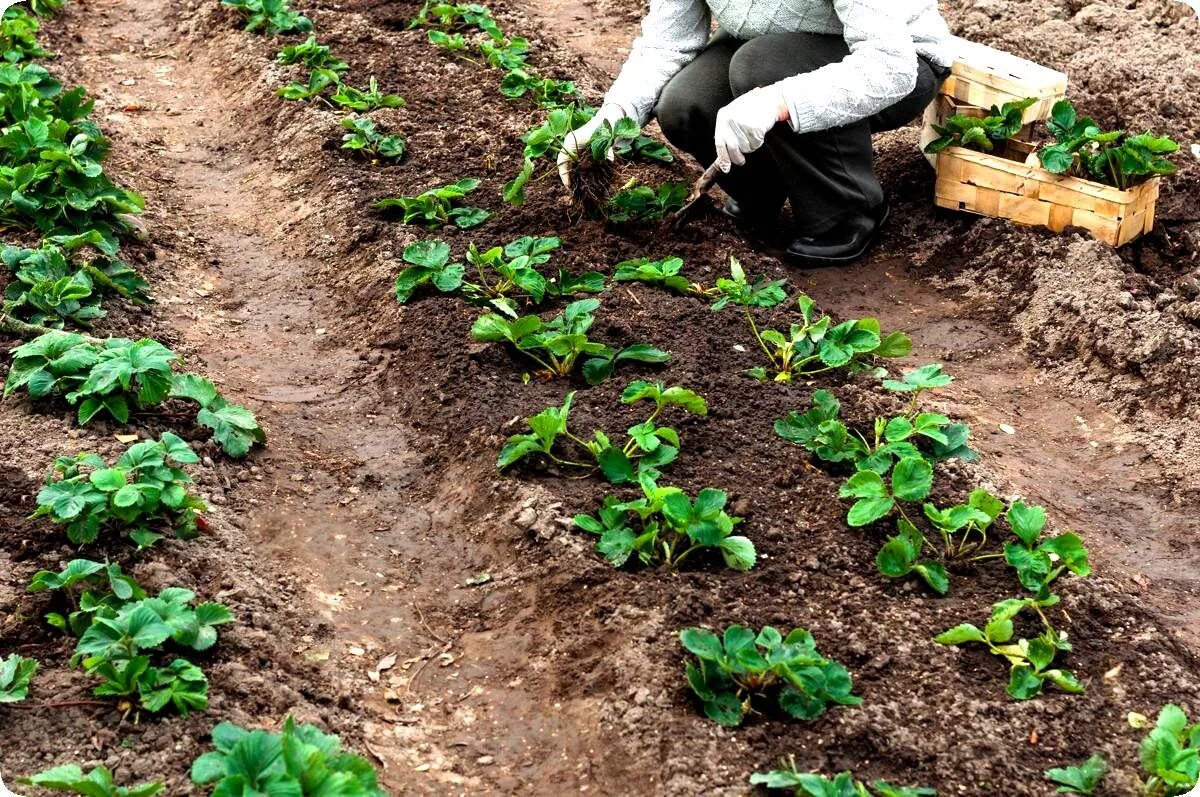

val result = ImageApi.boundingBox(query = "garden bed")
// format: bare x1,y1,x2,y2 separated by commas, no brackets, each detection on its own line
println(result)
1,0,1200,795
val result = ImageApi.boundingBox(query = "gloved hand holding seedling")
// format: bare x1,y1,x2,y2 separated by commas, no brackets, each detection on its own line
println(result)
556,104,642,212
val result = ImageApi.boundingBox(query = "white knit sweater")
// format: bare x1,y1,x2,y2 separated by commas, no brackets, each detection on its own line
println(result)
604,0,955,134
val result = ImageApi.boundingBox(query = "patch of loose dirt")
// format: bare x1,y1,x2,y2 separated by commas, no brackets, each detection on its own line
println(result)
3,0,1200,795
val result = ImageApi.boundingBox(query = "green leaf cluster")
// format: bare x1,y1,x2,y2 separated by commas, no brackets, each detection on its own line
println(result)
0,652,37,703
709,255,788,311
3,241,149,329
1039,99,1178,190
681,625,860,727
606,181,688,223
28,557,145,635
341,116,406,160
1004,501,1091,596
751,758,934,796
462,235,603,314
498,380,705,483
169,372,268,458
575,475,754,571
2,6,48,64
471,297,669,383
32,432,207,548
21,764,163,797
935,594,1083,700
276,35,349,73
220,0,312,35
613,256,696,295
191,717,386,796
924,97,1035,154
1139,704,1200,796
1044,754,1108,795
376,178,489,229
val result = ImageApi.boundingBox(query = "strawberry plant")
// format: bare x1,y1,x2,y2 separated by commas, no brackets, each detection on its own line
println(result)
329,77,405,112
278,67,340,101
681,624,860,727
376,178,489,229
427,29,468,52
74,587,233,660
34,432,206,548
574,475,754,570
479,35,529,70
191,717,387,796
4,242,151,317
500,69,578,107
1139,704,1200,796
20,765,163,797
0,652,37,703
607,181,688,223
1045,754,1108,795
613,256,696,295
935,594,1083,700
498,381,705,483
28,558,145,635
461,237,603,315
709,255,788,311
276,36,348,72
1000,501,1091,596
341,116,405,160
393,240,464,302
470,298,669,383
2,7,48,63
751,759,934,796
3,333,264,455
220,0,312,35
411,1,504,41
1039,100,1178,189
923,97,1035,154
4,266,102,327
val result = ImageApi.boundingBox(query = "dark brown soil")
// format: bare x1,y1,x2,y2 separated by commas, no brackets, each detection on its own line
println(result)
2,0,1200,795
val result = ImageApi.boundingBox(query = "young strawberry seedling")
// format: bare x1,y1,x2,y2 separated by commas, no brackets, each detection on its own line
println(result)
393,240,465,302
1039,100,1178,189
410,0,504,41
462,236,603,315
471,298,669,384
1138,704,1200,796
72,587,234,660
277,66,341,101
34,432,207,549
924,97,1035,154
329,76,405,112
341,116,406,161
606,180,688,223
613,256,697,296
376,178,490,229
1044,754,1108,795
28,558,145,635
999,501,1091,596
479,35,530,70
21,765,163,797
681,624,860,727
499,69,578,107
220,0,312,35
191,717,387,796
935,594,1084,700
169,373,267,457
708,255,788,311
427,29,469,53
0,653,37,703
498,380,706,484
751,758,934,796
574,474,755,571
2,6,48,64
276,35,349,72
3,242,151,329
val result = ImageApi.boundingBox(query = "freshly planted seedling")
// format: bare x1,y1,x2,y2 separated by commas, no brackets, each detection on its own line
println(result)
411,0,504,41
935,594,1084,700
393,240,465,303
613,256,695,295
376,178,490,229
0,653,36,702
27,558,146,635
220,0,312,34
3,242,151,322
500,69,578,107
341,116,406,161
276,36,348,72
169,373,267,458
461,235,602,315
74,588,234,660
1001,501,1091,596
839,456,933,527
478,35,530,70
498,381,705,484
191,717,387,796
750,759,934,796
21,765,163,797
1045,754,1109,795
1039,100,1178,190
681,624,860,727
470,298,669,384
277,67,340,101
924,97,1036,154
34,432,207,548
329,77,405,112
606,180,688,223
520,104,595,162
1139,704,1200,796
427,29,468,52
574,475,754,571
709,255,788,311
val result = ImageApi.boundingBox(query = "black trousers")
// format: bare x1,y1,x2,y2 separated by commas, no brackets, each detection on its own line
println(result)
655,32,946,235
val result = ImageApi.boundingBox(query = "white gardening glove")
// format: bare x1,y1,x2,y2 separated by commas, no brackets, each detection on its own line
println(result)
714,86,790,173
557,103,631,188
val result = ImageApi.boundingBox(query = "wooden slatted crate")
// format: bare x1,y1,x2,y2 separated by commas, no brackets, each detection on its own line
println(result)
940,39,1067,125
933,147,1160,247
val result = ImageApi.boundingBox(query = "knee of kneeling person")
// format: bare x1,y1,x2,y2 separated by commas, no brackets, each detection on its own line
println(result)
654,87,714,146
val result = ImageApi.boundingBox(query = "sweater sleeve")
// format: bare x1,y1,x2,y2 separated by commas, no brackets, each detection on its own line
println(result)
776,0,920,135
602,0,711,125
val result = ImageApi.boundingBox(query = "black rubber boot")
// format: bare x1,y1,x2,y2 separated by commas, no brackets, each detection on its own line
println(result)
785,203,891,267
721,198,781,241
